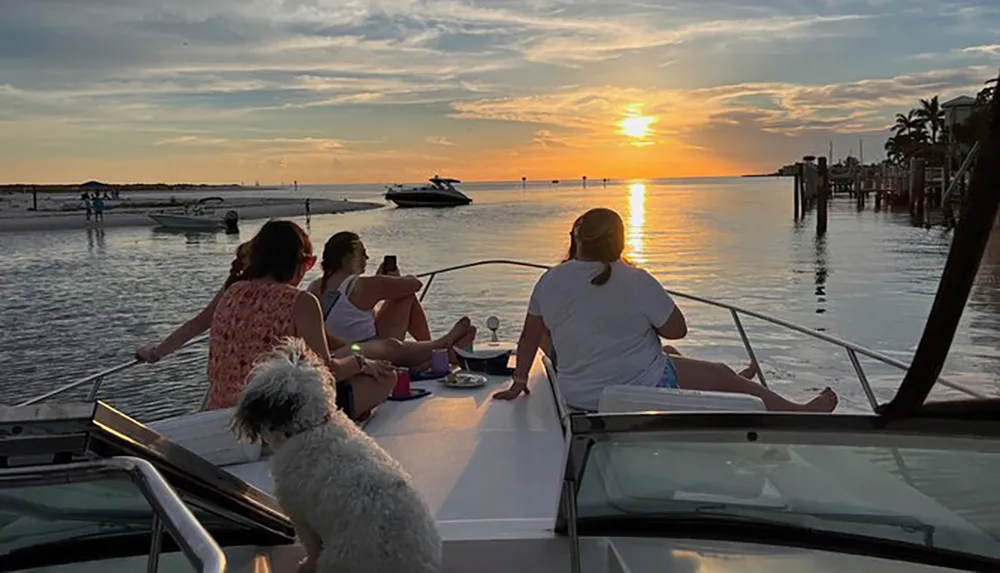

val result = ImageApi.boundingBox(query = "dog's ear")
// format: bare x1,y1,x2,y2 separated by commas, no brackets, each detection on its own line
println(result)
231,380,305,443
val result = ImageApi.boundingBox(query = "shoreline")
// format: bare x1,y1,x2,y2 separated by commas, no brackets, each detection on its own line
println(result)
0,196,385,233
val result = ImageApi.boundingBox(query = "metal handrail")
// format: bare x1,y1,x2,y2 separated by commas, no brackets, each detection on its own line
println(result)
17,333,210,407
0,457,226,573
16,259,985,411
942,141,980,203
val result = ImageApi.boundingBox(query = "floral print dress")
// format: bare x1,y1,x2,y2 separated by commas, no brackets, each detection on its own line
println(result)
206,279,301,410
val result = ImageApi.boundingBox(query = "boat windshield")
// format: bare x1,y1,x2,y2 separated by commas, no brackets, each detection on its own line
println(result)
0,403,294,571
563,413,1000,571
0,458,241,571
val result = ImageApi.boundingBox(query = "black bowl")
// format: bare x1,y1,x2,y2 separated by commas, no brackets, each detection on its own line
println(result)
454,347,514,376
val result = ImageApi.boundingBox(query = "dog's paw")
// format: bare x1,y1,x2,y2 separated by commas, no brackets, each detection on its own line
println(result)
298,556,317,573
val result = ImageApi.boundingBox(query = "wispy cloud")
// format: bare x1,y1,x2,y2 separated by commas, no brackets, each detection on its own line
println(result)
425,136,454,146
963,44,1000,55
1,0,999,182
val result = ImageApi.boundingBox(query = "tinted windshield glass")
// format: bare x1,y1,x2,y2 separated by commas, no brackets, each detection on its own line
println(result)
0,465,254,562
0,472,152,557
576,432,1000,561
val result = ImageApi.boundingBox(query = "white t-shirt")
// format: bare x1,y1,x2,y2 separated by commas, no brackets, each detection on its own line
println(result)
528,260,676,411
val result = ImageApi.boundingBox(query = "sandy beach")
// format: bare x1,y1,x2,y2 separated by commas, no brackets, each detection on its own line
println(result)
0,192,385,233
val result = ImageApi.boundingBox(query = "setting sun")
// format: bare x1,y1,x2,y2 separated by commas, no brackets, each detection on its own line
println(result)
621,116,654,139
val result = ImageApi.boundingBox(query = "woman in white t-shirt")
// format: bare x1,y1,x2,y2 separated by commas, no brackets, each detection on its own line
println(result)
494,207,838,413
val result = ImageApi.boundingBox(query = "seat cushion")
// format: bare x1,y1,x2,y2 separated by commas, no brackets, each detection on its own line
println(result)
148,407,262,466
598,385,765,413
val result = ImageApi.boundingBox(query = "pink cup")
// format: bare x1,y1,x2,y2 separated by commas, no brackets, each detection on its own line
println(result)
393,369,411,398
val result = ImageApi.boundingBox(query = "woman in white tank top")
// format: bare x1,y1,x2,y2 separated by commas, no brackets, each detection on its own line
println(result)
307,232,477,367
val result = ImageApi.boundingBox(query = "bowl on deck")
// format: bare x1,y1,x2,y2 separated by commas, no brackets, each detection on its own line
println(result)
453,342,515,376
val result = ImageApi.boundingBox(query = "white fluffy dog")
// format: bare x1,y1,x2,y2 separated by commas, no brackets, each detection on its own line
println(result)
231,338,442,573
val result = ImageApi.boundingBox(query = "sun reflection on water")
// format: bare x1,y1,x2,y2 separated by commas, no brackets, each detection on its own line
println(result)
627,182,646,264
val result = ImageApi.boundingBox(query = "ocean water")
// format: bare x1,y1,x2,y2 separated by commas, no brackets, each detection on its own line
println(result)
1,177,998,421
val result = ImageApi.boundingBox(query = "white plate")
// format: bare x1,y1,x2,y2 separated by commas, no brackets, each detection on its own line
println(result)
441,371,489,388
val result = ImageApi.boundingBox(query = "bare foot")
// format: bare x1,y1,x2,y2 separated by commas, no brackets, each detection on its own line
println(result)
444,316,472,345
448,326,478,364
803,387,838,413
738,362,759,380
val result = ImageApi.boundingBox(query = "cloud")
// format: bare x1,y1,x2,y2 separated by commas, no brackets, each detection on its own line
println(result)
520,14,874,65
155,135,346,151
2,0,1000,182
963,44,1000,55
425,136,454,146
453,65,992,146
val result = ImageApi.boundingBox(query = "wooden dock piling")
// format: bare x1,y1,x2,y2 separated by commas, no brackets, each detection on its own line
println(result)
910,157,926,225
793,163,802,219
817,157,829,235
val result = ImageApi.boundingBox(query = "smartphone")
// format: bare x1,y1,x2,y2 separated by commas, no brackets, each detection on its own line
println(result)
382,255,397,274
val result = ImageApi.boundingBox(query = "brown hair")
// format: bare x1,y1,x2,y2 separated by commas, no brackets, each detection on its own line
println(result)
243,220,313,283
319,231,360,291
224,241,254,289
564,208,626,286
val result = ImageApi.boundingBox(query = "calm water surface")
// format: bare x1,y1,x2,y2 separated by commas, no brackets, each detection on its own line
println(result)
1,177,998,420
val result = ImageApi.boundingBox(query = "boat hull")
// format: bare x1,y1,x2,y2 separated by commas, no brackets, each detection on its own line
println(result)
385,191,472,208
148,213,226,230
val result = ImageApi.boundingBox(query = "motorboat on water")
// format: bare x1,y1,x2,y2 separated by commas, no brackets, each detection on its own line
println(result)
147,197,240,232
385,176,473,208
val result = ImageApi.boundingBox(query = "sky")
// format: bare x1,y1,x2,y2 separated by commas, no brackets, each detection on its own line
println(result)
1,0,998,184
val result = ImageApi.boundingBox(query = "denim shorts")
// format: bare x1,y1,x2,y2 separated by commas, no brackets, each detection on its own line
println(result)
656,355,680,389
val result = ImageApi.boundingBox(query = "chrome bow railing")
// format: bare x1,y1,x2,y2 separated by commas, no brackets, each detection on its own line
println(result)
17,259,985,410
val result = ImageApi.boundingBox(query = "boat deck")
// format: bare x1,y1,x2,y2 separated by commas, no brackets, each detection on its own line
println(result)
224,354,567,541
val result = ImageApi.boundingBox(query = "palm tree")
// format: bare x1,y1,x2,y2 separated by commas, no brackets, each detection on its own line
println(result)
915,96,945,144
892,110,921,136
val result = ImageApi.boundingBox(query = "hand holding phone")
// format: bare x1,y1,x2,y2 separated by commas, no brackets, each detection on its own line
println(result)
380,255,398,275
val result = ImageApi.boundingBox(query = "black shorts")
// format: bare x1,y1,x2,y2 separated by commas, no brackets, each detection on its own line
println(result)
335,380,354,419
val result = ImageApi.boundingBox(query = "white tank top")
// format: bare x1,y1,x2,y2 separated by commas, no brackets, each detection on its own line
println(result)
323,275,378,342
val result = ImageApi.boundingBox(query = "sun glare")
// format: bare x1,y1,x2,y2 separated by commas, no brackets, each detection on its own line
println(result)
627,182,646,263
621,116,654,139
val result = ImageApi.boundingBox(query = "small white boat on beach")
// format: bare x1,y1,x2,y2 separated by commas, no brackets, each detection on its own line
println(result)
3,252,999,573
385,176,473,208
148,197,239,232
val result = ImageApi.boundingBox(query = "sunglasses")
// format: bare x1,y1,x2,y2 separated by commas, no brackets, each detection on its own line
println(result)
303,254,317,271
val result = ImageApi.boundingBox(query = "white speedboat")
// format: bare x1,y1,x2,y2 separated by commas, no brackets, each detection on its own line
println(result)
4,247,1000,572
385,176,473,208
148,197,239,232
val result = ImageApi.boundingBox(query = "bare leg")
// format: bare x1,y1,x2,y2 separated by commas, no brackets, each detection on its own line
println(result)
346,370,396,418
407,298,432,341
662,344,758,380
375,294,433,341
671,355,837,412
343,319,473,367
375,296,416,340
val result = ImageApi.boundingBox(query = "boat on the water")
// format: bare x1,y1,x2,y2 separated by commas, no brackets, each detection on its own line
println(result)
385,176,472,208
147,197,239,232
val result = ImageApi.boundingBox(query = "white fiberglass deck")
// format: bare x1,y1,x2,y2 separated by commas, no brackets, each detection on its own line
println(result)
223,354,567,542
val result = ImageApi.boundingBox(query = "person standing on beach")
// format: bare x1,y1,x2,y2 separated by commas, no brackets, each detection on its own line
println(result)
82,192,92,222
92,194,105,222
305,198,311,220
